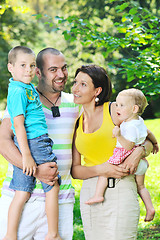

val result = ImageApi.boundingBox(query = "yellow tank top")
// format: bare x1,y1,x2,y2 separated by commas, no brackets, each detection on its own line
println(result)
75,102,116,166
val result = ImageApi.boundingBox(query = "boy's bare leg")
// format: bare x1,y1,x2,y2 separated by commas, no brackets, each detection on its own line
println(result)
45,181,61,240
136,174,155,222
85,176,108,205
3,191,30,240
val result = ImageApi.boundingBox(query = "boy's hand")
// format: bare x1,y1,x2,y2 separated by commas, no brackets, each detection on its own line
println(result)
152,143,159,154
23,155,37,176
112,126,121,138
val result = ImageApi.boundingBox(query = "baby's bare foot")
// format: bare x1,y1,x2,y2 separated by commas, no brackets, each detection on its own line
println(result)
144,207,155,222
85,196,104,205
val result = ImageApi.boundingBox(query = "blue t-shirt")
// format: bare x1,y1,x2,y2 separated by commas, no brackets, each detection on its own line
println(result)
7,78,48,139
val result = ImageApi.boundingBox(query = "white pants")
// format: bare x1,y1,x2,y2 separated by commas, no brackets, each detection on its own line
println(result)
80,175,140,240
0,195,73,240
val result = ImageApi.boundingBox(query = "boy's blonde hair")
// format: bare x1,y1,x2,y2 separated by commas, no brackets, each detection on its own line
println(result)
8,46,35,65
118,88,148,115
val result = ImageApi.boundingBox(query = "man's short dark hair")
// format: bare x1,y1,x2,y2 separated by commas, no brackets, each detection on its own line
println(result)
36,48,62,73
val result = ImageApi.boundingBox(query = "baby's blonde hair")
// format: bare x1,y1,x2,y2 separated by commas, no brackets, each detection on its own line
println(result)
118,88,148,115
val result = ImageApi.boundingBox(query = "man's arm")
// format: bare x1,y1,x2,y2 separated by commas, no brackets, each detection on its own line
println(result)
0,118,58,185
0,118,22,168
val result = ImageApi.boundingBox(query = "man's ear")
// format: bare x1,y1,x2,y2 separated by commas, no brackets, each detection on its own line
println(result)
7,63,13,73
133,105,139,114
95,87,102,97
35,67,42,79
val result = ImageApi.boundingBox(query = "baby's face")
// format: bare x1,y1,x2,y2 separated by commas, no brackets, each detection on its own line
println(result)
116,94,137,122
8,52,36,84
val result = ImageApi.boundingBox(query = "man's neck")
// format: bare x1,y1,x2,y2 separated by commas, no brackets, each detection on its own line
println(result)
36,86,62,108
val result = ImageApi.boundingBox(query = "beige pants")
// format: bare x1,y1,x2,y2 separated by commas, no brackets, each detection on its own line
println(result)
80,175,140,240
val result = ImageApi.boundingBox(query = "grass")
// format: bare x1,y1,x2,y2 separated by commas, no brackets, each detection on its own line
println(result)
0,118,160,239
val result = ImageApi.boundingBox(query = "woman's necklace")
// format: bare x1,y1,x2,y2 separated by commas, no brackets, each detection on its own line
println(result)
36,88,61,117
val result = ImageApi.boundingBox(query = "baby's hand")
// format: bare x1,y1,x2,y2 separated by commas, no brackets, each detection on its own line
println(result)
152,143,159,154
23,155,37,176
112,126,121,138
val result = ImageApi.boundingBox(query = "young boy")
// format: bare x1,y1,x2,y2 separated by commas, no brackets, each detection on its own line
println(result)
4,46,61,240
86,88,158,222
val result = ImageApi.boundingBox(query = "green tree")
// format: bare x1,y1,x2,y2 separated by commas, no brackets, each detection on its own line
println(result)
51,0,160,99
0,0,41,101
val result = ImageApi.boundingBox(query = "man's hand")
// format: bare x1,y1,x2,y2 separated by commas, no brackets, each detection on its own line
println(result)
34,162,59,186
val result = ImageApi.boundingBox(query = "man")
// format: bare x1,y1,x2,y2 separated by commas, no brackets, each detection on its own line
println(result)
0,48,150,239
0,48,80,240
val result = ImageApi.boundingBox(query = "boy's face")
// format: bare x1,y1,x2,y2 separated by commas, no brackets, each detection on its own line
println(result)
8,52,36,84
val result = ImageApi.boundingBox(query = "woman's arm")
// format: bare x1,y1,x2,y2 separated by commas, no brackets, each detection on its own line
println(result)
71,131,129,180
0,118,58,185
121,140,153,174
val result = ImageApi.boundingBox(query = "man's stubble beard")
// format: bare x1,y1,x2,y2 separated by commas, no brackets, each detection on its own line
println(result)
52,79,66,93
40,75,65,93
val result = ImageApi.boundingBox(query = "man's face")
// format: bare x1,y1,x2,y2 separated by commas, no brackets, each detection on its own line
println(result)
39,53,68,93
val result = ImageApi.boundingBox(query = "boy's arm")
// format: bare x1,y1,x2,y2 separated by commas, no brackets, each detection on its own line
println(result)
147,129,159,154
113,126,135,151
14,115,37,176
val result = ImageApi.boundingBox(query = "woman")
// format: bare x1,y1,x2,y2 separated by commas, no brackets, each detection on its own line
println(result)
71,65,152,240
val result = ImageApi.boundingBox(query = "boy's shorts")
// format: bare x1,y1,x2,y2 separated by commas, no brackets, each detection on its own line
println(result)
10,134,61,193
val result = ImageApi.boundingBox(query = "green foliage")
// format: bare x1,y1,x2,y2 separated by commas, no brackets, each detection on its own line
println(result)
51,1,160,99
0,0,41,100
0,0,160,117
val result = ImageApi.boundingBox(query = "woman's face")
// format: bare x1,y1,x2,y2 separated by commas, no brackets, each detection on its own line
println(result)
72,72,98,105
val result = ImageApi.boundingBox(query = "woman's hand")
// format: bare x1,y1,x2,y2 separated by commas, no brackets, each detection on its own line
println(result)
97,161,129,179
34,162,59,186
121,140,153,174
